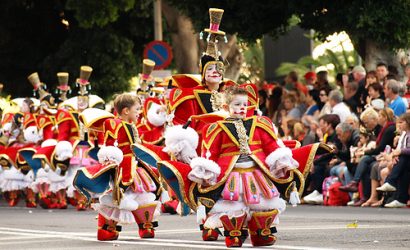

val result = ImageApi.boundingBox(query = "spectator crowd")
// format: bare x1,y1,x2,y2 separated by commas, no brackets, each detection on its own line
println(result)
258,62,410,208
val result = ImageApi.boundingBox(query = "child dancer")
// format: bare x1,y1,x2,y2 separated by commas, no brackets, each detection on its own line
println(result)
75,93,160,240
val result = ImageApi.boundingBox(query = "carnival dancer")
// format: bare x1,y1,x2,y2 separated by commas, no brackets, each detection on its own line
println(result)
55,72,71,104
132,7,260,220
0,98,42,207
22,73,59,208
135,59,168,145
158,86,331,247
136,59,156,103
24,72,73,209
59,67,100,210
74,93,161,241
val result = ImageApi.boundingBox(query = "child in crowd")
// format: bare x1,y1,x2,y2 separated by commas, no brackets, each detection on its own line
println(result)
351,129,376,164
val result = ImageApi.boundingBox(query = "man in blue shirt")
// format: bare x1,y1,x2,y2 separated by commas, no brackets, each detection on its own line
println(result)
384,79,407,116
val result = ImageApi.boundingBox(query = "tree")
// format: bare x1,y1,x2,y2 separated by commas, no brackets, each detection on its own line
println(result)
289,0,410,69
0,0,152,99
169,0,410,71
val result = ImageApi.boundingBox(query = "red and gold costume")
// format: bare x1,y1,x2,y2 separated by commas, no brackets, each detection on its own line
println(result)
136,97,166,145
158,115,331,247
74,110,162,241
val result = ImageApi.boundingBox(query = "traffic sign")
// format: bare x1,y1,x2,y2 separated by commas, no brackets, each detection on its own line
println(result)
143,40,173,70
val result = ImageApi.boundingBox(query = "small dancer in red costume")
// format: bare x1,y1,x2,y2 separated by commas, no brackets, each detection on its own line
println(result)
75,93,161,241
158,86,331,247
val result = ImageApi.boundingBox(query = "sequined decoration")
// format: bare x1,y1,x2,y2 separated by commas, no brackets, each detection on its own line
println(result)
233,119,251,155
131,123,142,144
210,90,220,112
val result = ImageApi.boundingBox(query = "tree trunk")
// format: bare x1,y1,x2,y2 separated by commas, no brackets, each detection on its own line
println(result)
162,1,242,80
162,1,199,73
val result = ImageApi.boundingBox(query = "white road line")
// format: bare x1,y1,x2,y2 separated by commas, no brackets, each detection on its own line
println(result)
0,239,63,246
0,235,53,241
0,227,337,250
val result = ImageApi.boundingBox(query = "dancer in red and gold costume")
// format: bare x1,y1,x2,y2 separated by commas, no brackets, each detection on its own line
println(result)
75,93,161,241
24,72,73,209
158,86,331,247
0,99,41,207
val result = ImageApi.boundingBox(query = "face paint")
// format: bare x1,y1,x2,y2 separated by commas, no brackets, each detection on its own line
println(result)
205,63,223,85
228,95,248,119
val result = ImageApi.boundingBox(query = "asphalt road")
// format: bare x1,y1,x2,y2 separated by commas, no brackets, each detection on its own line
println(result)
0,201,409,250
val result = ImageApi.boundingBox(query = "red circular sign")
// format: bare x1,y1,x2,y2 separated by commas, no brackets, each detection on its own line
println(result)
143,40,173,70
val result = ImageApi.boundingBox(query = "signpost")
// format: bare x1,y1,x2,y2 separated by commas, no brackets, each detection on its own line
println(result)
143,40,173,70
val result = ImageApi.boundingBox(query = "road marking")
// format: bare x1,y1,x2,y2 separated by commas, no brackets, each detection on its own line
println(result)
0,227,337,250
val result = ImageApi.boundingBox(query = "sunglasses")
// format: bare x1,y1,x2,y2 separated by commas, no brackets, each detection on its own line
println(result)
319,93,327,96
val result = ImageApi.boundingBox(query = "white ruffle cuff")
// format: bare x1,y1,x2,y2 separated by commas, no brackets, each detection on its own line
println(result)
265,147,299,178
188,157,220,185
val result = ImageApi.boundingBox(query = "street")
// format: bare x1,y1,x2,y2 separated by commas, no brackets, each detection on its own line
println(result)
0,201,409,250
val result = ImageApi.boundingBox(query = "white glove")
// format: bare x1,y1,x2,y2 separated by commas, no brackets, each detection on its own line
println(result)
178,140,198,164
188,157,220,185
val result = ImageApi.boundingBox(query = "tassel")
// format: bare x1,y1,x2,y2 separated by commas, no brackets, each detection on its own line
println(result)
160,188,170,202
196,204,206,224
289,182,301,207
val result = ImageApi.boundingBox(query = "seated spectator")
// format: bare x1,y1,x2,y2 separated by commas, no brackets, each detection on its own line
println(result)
315,70,330,90
384,79,407,116
365,70,380,89
328,122,360,192
377,112,410,208
343,80,361,113
366,83,384,106
376,62,389,86
258,89,268,116
318,86,332,116
293,121,306,142
303,114,341,204
281,93,302,120
345,114,360,129
351,66,367,111
304,71,317,90
303,89,320,118
281,118,304,141
350,129,376,165
339,108,396,206
363,122,403,207
268,85,283,123
329,89,352,122
302,118,319,146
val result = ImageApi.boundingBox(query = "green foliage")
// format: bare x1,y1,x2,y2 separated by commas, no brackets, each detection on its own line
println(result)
238,39,264,83
166,0,293,41
290,0,410,53
41,29,137,99
66,0,136,28
0,0,155,99
275,48,359,80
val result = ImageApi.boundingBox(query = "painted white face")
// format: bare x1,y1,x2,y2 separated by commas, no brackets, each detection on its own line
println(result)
205,63,222,85
228,95,248,119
